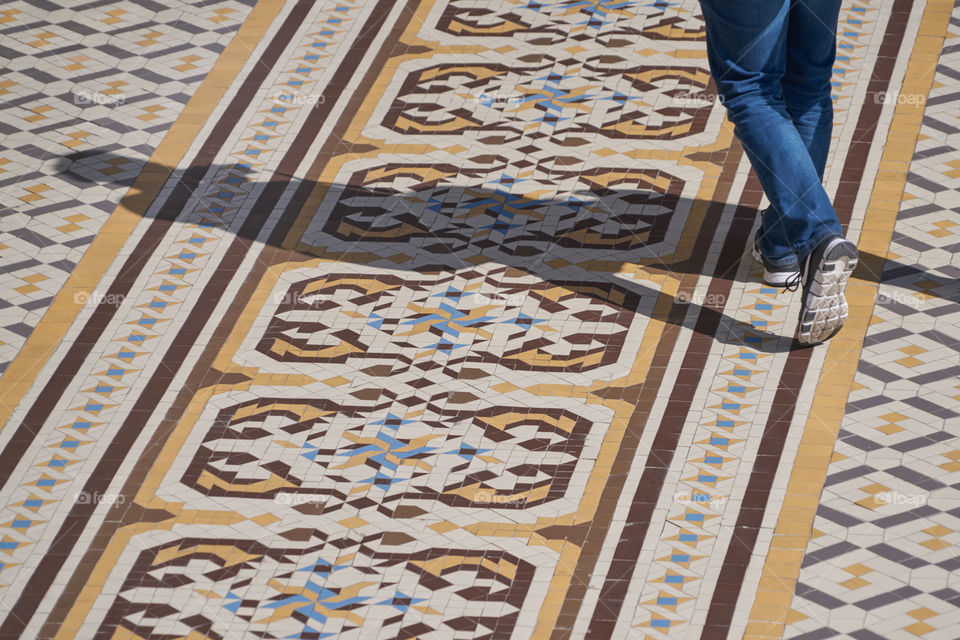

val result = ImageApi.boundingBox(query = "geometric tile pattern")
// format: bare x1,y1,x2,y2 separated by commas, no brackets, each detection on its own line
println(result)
104,537,537,639
785,2,960,636
309,165,686,257
251,268,647,374
0,0,255,374
0,0,364,591
0,1,958,639
0,0,372,623
594,2,915,638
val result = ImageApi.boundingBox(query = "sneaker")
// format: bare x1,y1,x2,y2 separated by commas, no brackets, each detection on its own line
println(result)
797,235,859,345
751,229,801,288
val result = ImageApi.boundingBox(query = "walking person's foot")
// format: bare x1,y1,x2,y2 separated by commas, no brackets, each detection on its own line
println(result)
752,229,801,288
796,235,859,345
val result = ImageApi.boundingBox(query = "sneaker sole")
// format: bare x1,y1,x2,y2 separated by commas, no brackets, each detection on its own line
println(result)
751,243,801,288
797,239,859,345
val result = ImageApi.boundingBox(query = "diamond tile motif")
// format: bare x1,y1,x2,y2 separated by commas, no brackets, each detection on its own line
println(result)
0,0,958,639
0,0,256,375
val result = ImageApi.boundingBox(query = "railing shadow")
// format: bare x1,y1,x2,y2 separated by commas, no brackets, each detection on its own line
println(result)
49,150,960,357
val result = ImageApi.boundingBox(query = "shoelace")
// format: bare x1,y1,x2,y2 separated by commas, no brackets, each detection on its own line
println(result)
784,270,802,292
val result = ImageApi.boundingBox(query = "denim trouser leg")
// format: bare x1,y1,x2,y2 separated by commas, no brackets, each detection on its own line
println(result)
699,0,844,267
783,0,842,180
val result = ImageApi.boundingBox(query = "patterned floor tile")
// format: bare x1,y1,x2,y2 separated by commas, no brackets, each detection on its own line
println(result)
0,0,958,639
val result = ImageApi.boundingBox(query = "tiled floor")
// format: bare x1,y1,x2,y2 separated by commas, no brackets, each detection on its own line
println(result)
0,1,957,639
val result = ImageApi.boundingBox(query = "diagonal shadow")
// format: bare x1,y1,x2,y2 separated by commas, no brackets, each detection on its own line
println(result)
42,150,960,358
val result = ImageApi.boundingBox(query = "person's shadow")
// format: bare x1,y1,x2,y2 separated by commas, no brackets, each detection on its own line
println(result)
50,150,958,356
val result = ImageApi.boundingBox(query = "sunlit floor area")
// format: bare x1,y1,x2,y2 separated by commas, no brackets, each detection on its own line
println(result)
0,1,959,638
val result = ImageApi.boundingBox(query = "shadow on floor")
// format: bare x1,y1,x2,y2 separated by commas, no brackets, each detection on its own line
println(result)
47,150,959,356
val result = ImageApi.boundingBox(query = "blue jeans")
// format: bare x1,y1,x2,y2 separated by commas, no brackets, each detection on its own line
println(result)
699,0,844,267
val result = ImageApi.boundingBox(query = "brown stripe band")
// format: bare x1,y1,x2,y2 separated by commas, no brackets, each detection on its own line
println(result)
0,2,311,495
701,1,915,636
39,1,421,635
34,0,415,637
582,165,764,639
549,117,747,636
582,2,915,633
0,1,327,635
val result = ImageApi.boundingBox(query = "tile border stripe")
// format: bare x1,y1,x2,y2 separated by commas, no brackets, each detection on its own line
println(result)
741,0,955,638
580,154,760,640
702,1,918,636
37,1,418,636
0,0,287,434
0,0,320,635
0,0,306,495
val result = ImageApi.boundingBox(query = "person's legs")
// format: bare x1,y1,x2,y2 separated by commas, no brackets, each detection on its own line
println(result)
700,0,855,345
783,0,842,181
781,3,858,346
699,0,842,267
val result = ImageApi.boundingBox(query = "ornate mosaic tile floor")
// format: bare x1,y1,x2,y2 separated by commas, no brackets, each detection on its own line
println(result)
0,1,957,638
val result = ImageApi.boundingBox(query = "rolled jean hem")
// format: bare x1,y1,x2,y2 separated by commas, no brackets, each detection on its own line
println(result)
763,252,801,269
794,227,844,262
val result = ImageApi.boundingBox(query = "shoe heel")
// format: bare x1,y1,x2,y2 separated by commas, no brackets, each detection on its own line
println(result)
797,239,858,345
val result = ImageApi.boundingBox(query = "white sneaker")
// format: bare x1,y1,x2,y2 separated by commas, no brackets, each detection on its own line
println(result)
797,235,859,345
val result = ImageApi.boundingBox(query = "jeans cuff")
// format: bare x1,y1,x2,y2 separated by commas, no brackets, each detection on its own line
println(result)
763,251,800,269
795,228,843,263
